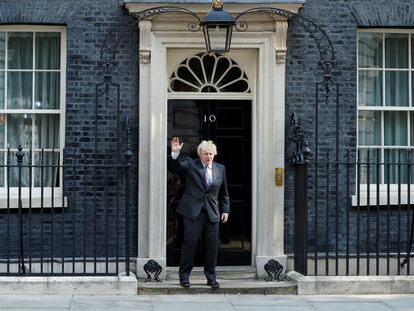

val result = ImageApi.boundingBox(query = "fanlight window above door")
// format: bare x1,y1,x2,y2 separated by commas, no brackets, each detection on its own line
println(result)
169,53,250,93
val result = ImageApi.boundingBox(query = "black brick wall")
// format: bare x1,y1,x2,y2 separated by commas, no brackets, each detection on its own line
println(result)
284,0,414,255
0,0,139,260
1,0,413,265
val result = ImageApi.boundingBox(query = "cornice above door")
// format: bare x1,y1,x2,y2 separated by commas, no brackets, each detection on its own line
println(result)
123,1,305,32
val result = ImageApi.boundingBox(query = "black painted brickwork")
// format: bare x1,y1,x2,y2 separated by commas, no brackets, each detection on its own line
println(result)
0,0,139,260
1,0,414,265
284,0,414,255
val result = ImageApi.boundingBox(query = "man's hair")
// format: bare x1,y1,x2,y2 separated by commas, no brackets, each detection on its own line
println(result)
197,140,217,156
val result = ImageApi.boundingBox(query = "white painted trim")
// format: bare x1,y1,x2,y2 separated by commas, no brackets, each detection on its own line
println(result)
125,2,303,17
358,28,414,34
168,93,253,100
168,52,251,93
0,110,62,114
163,33,271,267
133,7,290,276
0,25,66,32
357,30,414,200
167,48,258,265
0,25,67,196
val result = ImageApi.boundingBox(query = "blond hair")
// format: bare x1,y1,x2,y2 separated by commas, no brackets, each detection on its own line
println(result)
197,140,217,156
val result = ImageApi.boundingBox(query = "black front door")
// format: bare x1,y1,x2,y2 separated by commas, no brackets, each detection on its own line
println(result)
167,99,251,266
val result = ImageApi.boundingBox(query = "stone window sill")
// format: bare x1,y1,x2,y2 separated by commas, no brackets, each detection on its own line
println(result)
352,191,414,207
0,188,67,209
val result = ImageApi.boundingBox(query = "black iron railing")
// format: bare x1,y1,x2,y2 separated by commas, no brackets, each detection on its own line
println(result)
294,149,414,276
0,147,131,276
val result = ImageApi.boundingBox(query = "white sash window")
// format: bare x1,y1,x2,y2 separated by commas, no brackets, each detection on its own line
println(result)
0,26,66,197
358,30,414,183
356,29,414,205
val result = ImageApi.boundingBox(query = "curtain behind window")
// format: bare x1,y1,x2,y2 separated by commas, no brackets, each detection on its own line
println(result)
4,32,61,187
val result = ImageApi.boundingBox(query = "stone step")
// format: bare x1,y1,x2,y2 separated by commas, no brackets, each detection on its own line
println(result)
137,278,297,295
166,266,256,280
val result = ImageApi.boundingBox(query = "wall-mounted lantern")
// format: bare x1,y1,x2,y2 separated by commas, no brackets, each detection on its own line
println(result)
132,0,337,77
201,0,235,53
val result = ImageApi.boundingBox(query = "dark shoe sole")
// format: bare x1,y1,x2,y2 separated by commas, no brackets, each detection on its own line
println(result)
179,281,190,288
207,281,220,289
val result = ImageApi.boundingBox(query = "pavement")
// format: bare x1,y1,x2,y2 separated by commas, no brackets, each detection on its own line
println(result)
0,294,414,311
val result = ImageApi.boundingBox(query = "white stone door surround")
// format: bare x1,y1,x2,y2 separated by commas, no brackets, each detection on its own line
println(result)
124,2,304,279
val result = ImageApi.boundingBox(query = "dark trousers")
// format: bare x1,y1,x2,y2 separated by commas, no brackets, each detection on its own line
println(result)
179,209,219,282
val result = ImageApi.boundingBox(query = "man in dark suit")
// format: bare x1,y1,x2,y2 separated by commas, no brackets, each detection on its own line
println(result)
168,137,230,289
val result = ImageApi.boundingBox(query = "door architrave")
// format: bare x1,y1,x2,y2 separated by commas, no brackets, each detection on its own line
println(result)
136,29,287,279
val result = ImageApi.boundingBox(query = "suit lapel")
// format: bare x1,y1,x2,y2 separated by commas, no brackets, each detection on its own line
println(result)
212,162,220,187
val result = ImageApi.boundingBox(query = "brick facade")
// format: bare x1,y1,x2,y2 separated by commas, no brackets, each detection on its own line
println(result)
0,0,139,259
1,0,414,266
284,0,414,254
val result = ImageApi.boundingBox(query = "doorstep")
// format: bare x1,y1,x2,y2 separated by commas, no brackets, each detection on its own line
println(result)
137,267,297,295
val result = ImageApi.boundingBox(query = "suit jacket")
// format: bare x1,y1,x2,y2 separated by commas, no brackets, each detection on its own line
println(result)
168,156,230,223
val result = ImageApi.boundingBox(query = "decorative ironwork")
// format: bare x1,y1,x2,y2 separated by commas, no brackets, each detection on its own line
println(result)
1,147,132,276
291,113,312,164
16,146,26,274
235,8,335,67
133,5,338,98
132,6,202,32
234,21,248,32
124,117,133,165
143,259,162,282
99,32,120,76
402,148,414,268
95,31,122,160
169,52,250,93
264,259,283,282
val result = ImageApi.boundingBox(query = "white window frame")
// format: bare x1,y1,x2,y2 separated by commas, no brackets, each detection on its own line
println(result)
0,25,66,208
355,28,414,206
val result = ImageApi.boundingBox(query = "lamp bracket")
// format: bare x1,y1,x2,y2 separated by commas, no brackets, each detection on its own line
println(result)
234,7,336,68
132,6,202,32
132,4,338,78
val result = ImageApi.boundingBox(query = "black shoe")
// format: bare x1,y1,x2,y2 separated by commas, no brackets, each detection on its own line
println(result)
207,280,220,289
179,278,190,288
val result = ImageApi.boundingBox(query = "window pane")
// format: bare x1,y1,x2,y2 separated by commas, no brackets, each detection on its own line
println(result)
385,71,408,106
35,72,60,109
411,112,414,146
7,32,33,69
0,113,4,148
384,149,409,184
35,32,60,70
0,152,3,187
384,111,407,146
358,32,382,68
412,36,414,69
34,151,60,187
358,70,382,106
358,148,381,184
0,32,5,69
34,114,59,149
0,71,4,109
358,111,381,145
385,33,408,68
7,114,32,149
7,72,32,109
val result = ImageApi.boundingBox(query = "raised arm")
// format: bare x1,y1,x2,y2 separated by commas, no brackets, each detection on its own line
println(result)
170,136,183,155
168,137,187,173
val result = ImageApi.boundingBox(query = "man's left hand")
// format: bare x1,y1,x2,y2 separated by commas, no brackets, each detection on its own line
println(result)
221,213,229,223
